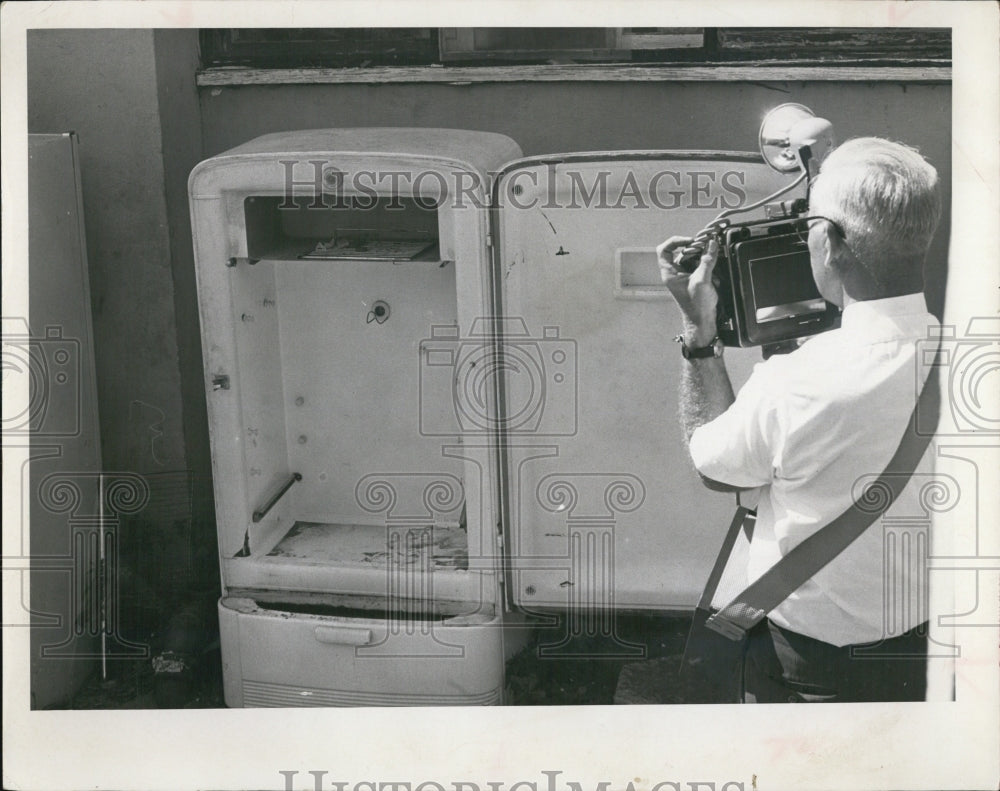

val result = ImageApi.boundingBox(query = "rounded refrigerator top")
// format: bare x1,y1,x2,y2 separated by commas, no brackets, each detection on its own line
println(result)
202,128,523,176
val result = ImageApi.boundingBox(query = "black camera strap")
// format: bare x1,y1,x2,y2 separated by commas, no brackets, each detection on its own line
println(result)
702,348,941,642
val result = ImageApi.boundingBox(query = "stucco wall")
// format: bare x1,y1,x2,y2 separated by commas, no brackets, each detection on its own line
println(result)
153,29,214,488
28,29,189,473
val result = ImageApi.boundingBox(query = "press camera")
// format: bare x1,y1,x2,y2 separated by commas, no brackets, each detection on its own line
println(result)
675,104,841,355
675,201,840,353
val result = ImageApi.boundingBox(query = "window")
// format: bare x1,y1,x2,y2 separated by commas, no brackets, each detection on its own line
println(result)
200,28,439,68
437,28,705,62
200,28,950,70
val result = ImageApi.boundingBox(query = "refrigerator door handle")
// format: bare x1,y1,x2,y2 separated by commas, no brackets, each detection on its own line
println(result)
313,625,375,647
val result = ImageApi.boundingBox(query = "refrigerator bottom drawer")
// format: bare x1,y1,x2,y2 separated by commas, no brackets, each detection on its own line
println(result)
219,597,506,707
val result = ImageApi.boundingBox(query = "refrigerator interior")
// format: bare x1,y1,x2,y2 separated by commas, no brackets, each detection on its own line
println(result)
221,194,484,614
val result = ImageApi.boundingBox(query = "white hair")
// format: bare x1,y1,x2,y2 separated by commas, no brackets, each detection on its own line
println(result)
809,137,942,284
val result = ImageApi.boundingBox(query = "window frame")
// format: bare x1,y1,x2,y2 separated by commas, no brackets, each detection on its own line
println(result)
197,27,951,85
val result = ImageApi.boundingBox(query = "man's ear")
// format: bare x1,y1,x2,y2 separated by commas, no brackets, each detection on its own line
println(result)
819,220,843,272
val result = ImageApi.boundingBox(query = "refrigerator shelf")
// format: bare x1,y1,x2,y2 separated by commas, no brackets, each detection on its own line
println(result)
222,517,481,607
265,520,469,570
244,239,445,265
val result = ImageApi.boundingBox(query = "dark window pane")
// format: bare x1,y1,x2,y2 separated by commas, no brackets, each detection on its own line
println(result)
200,28,439,68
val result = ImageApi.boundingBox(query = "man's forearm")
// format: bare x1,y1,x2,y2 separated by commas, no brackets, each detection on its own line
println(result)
659,237,741,490
679,351,740,492
678,332,735,443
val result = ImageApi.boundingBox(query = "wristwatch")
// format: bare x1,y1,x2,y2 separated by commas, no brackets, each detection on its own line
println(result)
675,334,724,360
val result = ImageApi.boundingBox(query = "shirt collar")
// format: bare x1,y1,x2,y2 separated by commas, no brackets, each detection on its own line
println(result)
840,292,930,332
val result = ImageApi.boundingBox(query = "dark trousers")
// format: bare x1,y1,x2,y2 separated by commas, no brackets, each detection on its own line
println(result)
743,619,929,703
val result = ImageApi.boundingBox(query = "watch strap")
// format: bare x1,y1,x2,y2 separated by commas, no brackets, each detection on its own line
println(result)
676,334,721,359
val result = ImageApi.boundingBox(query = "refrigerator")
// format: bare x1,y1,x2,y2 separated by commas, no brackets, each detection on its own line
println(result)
189,128,792,706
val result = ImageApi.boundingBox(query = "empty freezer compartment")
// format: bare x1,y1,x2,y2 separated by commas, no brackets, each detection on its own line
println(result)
244,195,441,263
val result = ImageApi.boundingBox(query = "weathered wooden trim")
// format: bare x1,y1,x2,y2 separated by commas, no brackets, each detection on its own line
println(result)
197,62,952,87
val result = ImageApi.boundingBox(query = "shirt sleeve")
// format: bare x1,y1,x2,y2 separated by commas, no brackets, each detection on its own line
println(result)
688,363,780,488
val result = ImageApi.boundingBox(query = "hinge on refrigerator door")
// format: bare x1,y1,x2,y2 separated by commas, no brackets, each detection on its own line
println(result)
496,531,505,588
486,233,493,248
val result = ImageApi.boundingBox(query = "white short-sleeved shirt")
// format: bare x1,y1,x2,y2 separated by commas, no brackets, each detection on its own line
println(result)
689,293,938,646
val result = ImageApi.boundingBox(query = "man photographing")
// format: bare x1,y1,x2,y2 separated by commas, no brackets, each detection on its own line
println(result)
658,137,943,703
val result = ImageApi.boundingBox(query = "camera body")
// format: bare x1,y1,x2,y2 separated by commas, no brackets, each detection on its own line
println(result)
680,206,841,351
